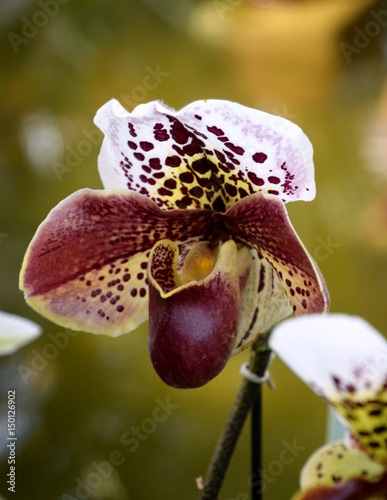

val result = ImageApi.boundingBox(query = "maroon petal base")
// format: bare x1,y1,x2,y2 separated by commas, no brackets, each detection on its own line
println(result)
148,240,240,389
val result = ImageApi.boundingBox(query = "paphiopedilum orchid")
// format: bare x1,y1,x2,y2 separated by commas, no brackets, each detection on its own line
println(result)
20,99,329,388
0,311,41,355
270,314,387,499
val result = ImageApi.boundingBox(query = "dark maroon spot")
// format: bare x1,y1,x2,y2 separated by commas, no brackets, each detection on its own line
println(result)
195,114,202,120
215,150,226,163
302,299,307,309
189,186,204,198
179,172,194,183
139,174,148,183
137,272,144,280
170,120,190,144
91,288,102,298
177,137,204,157
252,152,267,163
212,196,226,212
98,276,105,281
129,123,137,137
106,291,113,298
117,284,124,291
258,266,265,293
154,128,169,141
164,178,177,190
100,295,106,303
123,273,130,282
153,172,164,179
268,190,279,195
158,187,173,197
176,197,193,209
130,288,138,297
285,279,291,286
207,125,224,136
191,157,213,175
225,183,238,197
225,142,244,155
268,176,280,184
134,152,145,161
149,158,162,170
165,155,181,168
248,172,265,186
141,262,148,270
238,187,249,199
140,288,147,297
116,305,124,313
128,141,137,150
140,141,154,151
86,280,91,286
142,165,151,174
98,309,105,318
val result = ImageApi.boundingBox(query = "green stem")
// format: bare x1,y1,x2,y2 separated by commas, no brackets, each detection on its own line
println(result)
199,332,272,500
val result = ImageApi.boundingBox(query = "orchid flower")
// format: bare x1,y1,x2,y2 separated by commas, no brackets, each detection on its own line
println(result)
0,311,41,355
270,314,387,500
19,99,329,388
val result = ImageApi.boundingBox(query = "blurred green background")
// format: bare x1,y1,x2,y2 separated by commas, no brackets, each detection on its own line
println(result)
1,0,387,498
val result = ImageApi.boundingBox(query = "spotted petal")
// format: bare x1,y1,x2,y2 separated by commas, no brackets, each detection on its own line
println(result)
0,311,41,355
20,189,212,336
293,441,387,500
270,314,387,464
94,99,315,212
219,192,329,315
232,248,293,354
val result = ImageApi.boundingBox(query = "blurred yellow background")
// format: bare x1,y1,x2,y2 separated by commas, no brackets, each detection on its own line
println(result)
1,0,387,499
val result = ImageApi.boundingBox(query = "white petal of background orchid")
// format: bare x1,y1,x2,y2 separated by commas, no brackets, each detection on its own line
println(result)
270,314,387,499
0,311,41,356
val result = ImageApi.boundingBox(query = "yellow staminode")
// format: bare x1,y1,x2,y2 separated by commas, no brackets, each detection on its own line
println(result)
180,242,220,283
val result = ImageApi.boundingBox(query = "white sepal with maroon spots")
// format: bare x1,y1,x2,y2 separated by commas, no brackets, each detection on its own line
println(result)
270,314,387,465
95,98,315,212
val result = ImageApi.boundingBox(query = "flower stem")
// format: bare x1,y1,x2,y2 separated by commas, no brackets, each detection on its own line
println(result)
199,332,272,500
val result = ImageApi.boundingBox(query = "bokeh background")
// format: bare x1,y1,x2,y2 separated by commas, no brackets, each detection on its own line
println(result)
1,0,387,498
